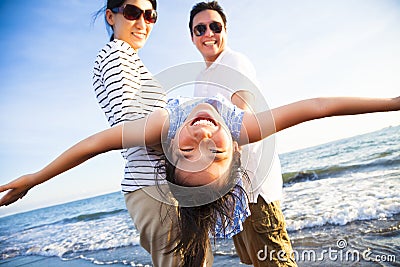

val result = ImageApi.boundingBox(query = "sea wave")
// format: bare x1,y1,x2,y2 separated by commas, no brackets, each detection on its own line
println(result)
282,154,400,184
283,171,400,231
1,211,140,259
8,208,128,236
59,208,126,224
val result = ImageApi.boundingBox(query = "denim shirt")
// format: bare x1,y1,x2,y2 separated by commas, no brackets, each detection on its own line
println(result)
165,95,244,143
165,95,250,238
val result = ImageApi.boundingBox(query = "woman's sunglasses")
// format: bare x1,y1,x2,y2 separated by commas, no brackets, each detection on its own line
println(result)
111,4,157,24
193,22,223,37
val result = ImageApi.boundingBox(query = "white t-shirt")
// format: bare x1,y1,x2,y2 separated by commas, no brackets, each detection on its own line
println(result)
194,47,283,203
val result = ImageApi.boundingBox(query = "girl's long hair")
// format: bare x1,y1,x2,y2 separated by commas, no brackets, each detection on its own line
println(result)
155,151,250,267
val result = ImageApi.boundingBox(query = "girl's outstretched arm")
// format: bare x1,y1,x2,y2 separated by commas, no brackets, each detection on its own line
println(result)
272,96,400,132
0,125,123,206
0,108,167,207
241,96,400,144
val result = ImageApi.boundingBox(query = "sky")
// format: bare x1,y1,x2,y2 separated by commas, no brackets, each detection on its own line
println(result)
0,0,399,216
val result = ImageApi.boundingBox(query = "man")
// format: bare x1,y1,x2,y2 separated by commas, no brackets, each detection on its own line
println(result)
189,2,297,266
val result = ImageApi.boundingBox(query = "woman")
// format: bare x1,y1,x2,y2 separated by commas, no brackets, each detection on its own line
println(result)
93,0,184,266
1,93,399,266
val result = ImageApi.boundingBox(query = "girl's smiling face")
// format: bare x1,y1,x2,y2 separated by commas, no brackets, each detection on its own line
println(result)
170,103,237,187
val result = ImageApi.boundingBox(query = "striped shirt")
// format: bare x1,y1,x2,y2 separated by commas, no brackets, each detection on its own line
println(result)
93,39,166,193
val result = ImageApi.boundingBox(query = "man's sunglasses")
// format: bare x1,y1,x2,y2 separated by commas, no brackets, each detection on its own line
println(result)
111,4,157,24
193,22,223,37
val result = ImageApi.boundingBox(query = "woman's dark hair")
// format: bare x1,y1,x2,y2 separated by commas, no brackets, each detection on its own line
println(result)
189,1,227,37
105,0,157,10
93,0,157,41
155,151,250,267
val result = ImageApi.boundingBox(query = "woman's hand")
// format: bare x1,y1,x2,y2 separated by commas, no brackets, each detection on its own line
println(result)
0,174,36,206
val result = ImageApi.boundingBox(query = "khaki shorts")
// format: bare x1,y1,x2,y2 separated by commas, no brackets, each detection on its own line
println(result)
125,187,214,267
233,196,297,267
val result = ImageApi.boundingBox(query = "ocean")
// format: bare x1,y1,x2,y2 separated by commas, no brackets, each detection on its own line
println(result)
1,125,399,266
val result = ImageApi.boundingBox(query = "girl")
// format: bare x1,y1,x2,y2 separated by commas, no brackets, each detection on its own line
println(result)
1,93,399,266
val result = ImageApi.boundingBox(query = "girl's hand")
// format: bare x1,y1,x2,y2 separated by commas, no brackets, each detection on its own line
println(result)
0,174,36,206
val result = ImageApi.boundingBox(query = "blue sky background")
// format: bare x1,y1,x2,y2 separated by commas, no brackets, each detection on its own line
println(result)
1,0,399,216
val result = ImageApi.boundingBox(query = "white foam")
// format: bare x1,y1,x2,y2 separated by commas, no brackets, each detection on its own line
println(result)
6,213,141,257
283,171,400,231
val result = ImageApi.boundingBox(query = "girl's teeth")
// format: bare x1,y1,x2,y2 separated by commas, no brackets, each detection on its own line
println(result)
194,119,215,126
